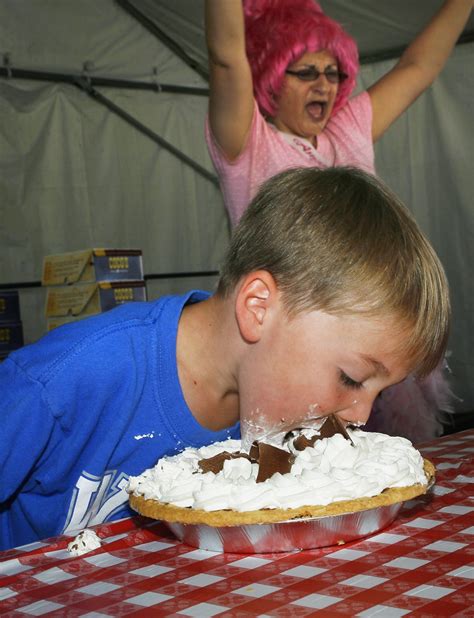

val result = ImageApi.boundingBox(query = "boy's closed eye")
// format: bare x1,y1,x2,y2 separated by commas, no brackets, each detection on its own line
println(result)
339,370,363,390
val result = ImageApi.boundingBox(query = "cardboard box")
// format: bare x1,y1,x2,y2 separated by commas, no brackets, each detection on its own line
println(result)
42,249,144,286
0,321,24,354
45,280,147,329
0,290,21,322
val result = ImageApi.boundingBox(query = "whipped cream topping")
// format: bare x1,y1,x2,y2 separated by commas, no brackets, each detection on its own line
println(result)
127,430,427,513
67,529,102,556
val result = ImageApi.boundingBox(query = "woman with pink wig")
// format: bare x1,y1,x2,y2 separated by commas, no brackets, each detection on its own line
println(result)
205,0,472,226
204,0,472,443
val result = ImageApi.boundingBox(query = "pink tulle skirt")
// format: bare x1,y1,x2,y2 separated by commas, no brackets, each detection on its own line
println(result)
365,361,455,444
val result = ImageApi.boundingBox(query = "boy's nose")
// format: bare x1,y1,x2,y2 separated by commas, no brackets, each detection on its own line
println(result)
335,395,376,427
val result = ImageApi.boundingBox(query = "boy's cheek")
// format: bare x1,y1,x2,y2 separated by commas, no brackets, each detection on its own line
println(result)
239,380,360,438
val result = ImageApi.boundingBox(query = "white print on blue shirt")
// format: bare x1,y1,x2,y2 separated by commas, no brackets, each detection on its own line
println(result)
63,470,130,534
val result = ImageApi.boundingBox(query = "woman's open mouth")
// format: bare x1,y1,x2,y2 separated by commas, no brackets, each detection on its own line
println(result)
306,101,327,121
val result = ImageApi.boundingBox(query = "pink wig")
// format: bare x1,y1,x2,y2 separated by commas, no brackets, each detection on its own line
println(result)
243,0,359,118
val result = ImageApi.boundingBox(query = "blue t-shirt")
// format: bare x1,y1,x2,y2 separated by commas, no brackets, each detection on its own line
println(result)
0,291,240,550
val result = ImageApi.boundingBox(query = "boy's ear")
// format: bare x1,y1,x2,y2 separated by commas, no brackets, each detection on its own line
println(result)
235,271,278,343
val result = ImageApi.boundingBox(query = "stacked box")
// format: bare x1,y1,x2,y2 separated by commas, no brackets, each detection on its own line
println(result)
0,289,24,360
42,249,147,331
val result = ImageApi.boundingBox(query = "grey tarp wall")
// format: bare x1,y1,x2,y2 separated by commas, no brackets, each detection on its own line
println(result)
0,0,473,413
0,0,228,333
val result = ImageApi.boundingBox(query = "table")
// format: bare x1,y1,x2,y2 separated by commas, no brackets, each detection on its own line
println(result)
1,429,473,617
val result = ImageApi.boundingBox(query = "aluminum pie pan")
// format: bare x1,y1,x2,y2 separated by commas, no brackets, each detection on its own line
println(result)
131,465,435,554
164,502,403,553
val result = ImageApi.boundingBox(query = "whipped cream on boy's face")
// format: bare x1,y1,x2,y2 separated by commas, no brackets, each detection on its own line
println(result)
237,305,412,441
240,402,366,451
240,404,327,451
128,429,427,513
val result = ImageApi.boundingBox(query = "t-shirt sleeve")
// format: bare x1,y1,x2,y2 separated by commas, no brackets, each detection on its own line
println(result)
345,90,373,138
328,91,375,173
348,90,372,142
0,358,56,503
205,101,270,225
204,99,260,172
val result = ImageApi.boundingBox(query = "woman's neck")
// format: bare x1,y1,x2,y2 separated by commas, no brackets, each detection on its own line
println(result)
267,117,319,149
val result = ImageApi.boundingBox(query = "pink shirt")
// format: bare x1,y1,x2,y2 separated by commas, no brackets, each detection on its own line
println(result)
206,91,375,226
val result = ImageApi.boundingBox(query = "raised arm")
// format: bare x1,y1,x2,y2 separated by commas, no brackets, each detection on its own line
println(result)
368,0,473,142
205,0,255,160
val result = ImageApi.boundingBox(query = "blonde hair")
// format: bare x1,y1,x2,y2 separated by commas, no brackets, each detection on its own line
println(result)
217,167,450,377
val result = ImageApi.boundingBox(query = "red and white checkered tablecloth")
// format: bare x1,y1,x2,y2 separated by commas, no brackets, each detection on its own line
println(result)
1,429,473,617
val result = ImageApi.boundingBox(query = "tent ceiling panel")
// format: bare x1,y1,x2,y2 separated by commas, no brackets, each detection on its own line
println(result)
122,0,474,71
1,0,207,85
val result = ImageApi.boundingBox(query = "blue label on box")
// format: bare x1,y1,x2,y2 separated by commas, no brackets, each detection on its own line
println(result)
94,253,144,282
0,290,21,322
0,321,24,351
99,282,147,312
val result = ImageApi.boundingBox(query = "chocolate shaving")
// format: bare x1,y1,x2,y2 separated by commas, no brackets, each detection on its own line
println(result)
249,442,259,461
319,414,354,444
198,451,253,474
293,434,318,451
255,442,295,483
293,414,354,450
198,443,294,483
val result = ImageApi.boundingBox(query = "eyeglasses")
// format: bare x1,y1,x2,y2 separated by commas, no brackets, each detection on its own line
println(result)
285,66,348,84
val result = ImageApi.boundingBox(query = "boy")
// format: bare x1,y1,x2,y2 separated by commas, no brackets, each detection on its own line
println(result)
0,167,450,550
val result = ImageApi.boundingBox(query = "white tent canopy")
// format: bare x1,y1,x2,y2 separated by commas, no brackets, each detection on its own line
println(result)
1,0,473,416
121,0,474,68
